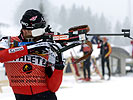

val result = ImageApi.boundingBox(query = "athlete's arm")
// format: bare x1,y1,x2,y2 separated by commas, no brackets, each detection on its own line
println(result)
105,43,112,58
46,69,63,92
45,43,64,92
0,37,28,62
0,38,52,63
0,46,28,63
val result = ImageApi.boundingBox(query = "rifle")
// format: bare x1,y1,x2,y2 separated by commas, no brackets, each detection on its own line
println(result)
12,25,132,63
12,25,132,53
30,25,132,52
13,25,90,52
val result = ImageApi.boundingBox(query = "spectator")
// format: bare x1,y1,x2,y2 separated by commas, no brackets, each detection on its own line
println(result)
98,37,112,80
80,40,93,81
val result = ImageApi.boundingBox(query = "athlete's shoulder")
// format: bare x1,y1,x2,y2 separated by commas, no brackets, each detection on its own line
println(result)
10,36,20,42
0,36,8,40
0,36,9,49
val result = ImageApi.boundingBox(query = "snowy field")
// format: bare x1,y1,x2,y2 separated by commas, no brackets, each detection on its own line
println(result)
1,73,133,100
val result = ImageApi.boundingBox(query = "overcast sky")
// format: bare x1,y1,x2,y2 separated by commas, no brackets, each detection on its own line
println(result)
0,0,132,25
50,0,131,24
0,0,132,36
0,0,21,24
0,0,132,22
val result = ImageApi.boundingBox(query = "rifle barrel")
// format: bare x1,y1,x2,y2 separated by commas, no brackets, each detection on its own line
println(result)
86,33,125,36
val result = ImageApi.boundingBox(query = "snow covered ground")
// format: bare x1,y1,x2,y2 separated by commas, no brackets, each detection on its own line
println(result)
1,73,133,100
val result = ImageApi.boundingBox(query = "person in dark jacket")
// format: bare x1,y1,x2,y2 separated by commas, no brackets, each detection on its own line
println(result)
80,40,93,81
98,37,112,80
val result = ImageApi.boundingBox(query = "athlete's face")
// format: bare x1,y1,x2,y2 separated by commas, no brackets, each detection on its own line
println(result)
22,29,32,38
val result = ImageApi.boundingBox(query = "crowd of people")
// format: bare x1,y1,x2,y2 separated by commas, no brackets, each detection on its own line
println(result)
78,36,112,81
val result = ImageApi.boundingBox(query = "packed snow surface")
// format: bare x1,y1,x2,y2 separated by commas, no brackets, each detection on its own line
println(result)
1,73,133,100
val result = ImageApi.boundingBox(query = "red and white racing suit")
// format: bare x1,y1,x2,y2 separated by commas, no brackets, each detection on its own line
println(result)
0,36,63,95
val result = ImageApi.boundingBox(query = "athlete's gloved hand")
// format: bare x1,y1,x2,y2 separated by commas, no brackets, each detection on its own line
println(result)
54,52,64,70
26,42,50,54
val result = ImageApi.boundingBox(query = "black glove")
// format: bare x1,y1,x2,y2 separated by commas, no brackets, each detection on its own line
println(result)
45,65,53,78
54,52,64,70
27,42,50,54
